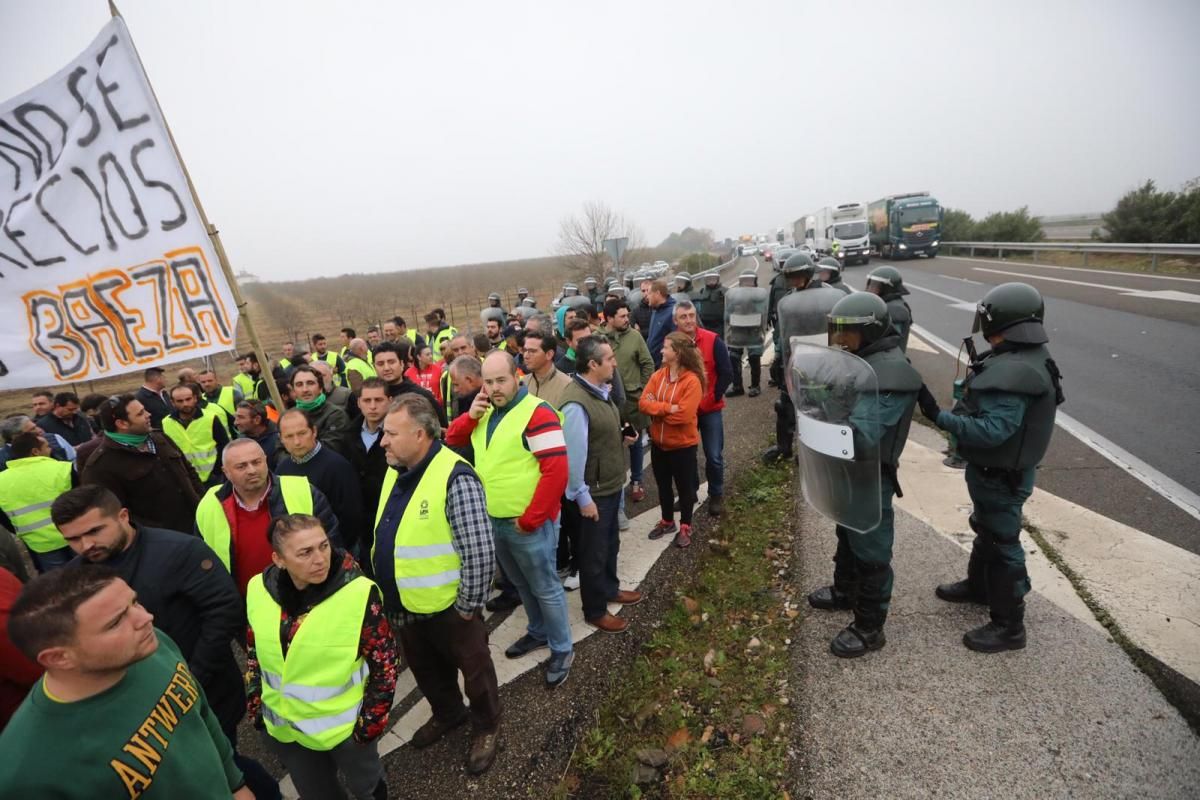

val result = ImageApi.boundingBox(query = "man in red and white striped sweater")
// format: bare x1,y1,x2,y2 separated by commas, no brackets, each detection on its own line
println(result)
445,352,574,687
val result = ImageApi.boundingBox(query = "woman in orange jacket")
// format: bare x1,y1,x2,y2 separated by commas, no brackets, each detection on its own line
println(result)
639,331,706,548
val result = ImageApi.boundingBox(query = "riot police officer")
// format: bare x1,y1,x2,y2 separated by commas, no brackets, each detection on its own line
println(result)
917,282,1064,653
804,293,922,657
516,287,530,305
724,269,768,397
762,253,844,463
696,272,726,334
817,257,852,295
865,266,913,352
584,275,601,306
671,272,694,305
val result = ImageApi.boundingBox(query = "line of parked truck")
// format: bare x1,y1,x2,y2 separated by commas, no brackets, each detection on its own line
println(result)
788,191,945,265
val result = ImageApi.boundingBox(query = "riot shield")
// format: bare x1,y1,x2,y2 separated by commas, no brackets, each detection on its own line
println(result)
725,286,768,349
788,342,881,533
776,286,843,362
562,295,592,312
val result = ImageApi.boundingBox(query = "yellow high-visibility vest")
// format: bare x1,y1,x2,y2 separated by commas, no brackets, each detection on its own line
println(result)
195,476,313,571
247,573,373,751
372,447,465,614
0,456,72,553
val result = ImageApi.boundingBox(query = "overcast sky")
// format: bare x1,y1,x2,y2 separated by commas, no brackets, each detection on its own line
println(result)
2,0,1198,280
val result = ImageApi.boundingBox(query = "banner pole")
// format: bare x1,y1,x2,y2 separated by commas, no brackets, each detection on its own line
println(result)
108,2,285,412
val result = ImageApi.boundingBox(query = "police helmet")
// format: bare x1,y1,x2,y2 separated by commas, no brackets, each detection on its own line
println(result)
865,265,909,295
584,276,598,288
704,271,721,286
973,282,1048,344
563,283,579,297
816,257,842,281
738,269,758,286
516,287,529,298
827,292,891,351
674,271,693,287
488,292,502,305
781,251,817,278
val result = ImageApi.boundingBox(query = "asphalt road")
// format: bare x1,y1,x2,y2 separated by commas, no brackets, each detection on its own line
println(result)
858,255,1200,521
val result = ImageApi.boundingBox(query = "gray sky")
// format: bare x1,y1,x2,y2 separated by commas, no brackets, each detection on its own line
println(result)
2,0,1197,280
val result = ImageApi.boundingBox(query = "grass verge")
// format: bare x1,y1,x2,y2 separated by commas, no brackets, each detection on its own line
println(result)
1025,522,1200,734
557,464,797,799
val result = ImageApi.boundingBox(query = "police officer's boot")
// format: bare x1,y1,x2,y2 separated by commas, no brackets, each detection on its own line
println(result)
761,444,792,464
936,534,988,604
807,585,853,611
964,603,1026,653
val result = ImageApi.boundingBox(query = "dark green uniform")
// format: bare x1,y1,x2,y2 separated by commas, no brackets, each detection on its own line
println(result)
832,337,921,629
696,283,725,333
935,343,1059,626
881,292,913,352
766,271,790,385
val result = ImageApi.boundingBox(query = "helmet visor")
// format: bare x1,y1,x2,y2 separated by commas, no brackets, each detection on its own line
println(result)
972,303,989,334
827,313,875,349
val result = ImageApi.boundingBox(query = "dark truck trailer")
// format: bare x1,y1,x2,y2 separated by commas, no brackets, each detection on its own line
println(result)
868,192,943,259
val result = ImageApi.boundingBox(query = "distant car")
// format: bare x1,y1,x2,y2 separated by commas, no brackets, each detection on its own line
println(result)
653,260,669,270
742,244,759,256
762,247,774,262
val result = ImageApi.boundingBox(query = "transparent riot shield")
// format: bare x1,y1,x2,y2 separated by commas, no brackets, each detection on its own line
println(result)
788,341,881,533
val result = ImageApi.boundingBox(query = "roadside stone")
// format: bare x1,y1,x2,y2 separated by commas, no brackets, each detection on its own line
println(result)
681,595,700,614
636,748,669,768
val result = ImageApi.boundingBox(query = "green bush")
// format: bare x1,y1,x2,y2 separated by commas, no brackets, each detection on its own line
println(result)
679,252,720,272
942,206,1043,243
1102,179,1200,243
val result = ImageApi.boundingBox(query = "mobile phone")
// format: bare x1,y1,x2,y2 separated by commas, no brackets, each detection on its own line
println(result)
621,422,636,438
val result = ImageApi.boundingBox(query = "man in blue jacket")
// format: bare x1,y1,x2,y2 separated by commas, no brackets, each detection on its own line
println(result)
645,279,677,368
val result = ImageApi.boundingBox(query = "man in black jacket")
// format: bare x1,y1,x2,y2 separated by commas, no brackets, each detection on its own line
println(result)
134,367,174,429
276,409,367,556
35,392,94,447
344,379,391,544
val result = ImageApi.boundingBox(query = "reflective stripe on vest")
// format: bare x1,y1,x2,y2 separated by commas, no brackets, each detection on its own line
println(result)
372,447,466,614
162,415,219,481
430,327,457,362
0,457,72,552
196,476,314,572
469,392,546,518
247,573,373,751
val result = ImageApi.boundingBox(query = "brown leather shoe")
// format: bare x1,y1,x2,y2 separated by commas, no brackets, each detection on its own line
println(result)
587,613,628,633
410,709,468,749
611,589,643,606
466,728,501,775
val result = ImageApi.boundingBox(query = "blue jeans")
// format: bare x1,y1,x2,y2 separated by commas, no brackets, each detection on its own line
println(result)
698,410,725,497
491,516,573,655
629,432,646,484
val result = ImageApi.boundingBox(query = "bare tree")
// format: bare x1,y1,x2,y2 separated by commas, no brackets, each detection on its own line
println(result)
555,201,644,279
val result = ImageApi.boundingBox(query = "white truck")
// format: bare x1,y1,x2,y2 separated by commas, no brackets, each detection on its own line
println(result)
799,203,871,266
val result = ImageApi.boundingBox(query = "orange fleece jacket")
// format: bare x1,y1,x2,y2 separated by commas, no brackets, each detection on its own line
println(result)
639,367,702,450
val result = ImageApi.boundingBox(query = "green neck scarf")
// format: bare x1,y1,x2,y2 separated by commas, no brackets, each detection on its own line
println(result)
104,431,149,447
295,393,327,412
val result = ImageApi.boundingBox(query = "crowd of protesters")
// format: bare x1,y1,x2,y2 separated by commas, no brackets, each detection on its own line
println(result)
0,273,739,798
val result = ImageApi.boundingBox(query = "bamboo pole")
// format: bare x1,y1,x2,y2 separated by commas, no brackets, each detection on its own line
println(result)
108,3,285,412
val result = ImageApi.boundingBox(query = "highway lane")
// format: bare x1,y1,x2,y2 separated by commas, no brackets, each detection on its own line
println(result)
861,256,1200,522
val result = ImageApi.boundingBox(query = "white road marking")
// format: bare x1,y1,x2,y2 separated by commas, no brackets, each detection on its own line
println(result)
972,267,1200,303
910,320,1200,523
940,254,1200,284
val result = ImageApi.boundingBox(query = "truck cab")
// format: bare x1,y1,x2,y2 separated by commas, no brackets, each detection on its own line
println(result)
868,192,943,260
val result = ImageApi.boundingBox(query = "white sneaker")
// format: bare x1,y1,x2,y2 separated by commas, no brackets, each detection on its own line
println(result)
618,509,630,531
562,572,580,591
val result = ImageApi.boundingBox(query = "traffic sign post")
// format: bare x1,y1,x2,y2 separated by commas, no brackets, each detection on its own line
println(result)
603,237,629,277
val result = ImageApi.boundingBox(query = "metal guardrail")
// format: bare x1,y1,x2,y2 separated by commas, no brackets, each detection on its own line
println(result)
941,241,1200,272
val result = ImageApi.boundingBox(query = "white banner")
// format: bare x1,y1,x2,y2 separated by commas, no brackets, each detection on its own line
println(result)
0,18,238,390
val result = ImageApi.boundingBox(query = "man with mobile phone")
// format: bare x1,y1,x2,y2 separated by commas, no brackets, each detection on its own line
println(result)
444,352,574,687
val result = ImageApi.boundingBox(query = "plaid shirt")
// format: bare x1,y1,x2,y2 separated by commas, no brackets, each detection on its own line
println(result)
385,470,495,628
